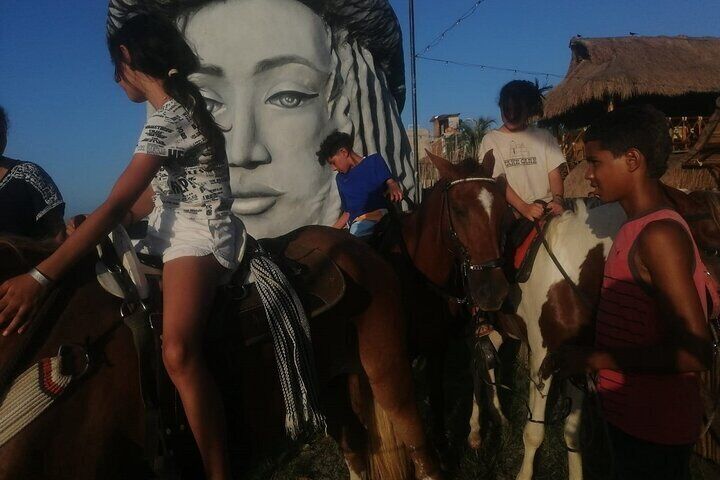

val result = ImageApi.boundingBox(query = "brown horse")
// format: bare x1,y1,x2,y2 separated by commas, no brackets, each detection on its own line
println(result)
379,151,510,451
0,227,439,480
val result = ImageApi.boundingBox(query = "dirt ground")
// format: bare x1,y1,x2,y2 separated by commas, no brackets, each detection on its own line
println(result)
246,338,720,480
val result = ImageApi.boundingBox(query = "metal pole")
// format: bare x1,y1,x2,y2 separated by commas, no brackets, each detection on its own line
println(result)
409,0,421,203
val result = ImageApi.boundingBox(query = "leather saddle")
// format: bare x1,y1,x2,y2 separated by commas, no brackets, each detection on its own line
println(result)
504,217,549,284
93,226,350,473
96,226,346,330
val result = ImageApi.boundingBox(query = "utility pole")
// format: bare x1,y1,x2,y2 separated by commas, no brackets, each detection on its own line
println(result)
409,0,421,203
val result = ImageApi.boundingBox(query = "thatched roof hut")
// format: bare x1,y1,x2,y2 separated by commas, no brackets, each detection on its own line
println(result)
544,36,720,127
684,97,720,166
564,154,719,197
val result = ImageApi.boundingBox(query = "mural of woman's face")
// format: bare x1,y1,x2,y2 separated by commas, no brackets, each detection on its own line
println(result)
183,0,342,238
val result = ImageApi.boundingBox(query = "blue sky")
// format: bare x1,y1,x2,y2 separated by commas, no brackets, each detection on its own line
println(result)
1,0,718,216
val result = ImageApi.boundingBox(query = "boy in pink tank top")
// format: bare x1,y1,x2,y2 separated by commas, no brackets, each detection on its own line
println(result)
550,105,713,479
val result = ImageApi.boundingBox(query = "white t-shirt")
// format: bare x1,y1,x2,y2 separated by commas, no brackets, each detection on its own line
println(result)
134,99,232,220
478,126,566,203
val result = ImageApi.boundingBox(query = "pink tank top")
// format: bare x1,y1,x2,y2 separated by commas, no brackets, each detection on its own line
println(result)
595,208,709,445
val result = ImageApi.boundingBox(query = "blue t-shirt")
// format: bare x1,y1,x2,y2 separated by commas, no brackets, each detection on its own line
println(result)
335,153,393,223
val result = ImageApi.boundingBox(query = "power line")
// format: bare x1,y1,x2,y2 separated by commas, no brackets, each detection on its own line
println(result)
417,54,705,90
417,54,563,81
421,0,489,54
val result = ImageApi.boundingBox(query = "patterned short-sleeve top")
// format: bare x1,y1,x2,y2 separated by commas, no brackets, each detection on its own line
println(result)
134,99,231,220
0,156,65,237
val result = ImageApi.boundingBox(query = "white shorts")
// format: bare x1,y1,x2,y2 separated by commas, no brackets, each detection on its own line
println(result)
135,207,245,273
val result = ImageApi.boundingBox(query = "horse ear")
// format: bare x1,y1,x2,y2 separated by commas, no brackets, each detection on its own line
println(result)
425,149,458,180
480,149,496,178
495,173,507,196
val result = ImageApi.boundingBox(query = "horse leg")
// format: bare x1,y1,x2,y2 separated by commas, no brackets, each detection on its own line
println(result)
468,329,507,449
467,392,482,449
356,296,441,479
516,349,551,480
325,374,369,480
564,380,585,480
425,351,447,449
486,330,508,426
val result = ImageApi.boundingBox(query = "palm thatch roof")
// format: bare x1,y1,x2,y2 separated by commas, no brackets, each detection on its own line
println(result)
544,36,720,122
684,97,720,166
565,154,719,197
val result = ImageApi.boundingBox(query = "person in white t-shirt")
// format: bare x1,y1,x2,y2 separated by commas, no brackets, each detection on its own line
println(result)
479,80,566,221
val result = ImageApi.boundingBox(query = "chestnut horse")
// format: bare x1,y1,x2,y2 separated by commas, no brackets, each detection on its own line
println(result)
0,227,438,480
381,151,510,451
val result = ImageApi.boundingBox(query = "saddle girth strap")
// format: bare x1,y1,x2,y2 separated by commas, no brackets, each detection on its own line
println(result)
121,303,159,410
98,241,165,467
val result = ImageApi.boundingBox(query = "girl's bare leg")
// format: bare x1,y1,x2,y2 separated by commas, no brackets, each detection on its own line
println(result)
162,255,231,480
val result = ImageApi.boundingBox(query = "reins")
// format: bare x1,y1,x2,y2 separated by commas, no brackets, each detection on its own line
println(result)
533,216,595,313
440,177,505,304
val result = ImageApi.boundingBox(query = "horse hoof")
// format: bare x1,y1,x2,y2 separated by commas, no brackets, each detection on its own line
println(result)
468,432,481,450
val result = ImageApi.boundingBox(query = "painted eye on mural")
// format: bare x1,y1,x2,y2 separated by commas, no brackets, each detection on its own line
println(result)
266,91,318,109
203,97,226,116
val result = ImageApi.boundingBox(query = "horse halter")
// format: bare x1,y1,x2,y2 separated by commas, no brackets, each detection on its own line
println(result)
442,177,504,284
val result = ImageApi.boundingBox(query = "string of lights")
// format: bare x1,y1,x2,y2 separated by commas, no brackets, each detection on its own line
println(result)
421,0,489,54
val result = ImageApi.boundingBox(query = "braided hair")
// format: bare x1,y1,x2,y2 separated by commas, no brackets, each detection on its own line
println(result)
498,80,549,126
107,13,225,159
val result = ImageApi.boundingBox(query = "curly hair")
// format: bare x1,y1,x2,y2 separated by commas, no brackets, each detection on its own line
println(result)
316,131,354,165
584,105,672,179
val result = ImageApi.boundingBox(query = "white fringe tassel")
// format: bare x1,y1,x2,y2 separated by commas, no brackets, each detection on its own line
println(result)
250,255,326,438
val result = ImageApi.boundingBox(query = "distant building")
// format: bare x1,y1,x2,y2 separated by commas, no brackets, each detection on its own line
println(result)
406,126,431,160
429,113,460,138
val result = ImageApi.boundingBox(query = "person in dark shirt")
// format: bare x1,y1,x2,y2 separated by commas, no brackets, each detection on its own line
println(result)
0,106,65,241
317,131,403,237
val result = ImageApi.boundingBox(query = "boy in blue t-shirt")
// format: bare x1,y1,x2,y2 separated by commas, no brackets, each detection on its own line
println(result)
317,131,403,237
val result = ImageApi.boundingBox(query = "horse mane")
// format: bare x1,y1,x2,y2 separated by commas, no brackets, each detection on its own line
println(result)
455,157,487,178
0,235,58,270
543,199,626,255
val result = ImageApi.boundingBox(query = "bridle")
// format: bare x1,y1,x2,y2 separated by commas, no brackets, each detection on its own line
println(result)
440,177,504,304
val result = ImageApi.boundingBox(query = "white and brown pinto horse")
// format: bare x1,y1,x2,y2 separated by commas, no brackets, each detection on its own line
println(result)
510,199,625,480
511,187,720,480
463,151,720,480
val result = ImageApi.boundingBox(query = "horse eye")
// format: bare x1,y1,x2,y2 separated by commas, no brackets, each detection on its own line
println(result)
452,207,467,217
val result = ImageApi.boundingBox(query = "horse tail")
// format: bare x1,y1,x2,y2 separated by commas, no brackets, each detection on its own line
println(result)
353,377,413,480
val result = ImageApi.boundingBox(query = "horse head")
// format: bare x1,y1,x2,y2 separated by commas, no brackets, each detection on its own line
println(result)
662,184,720,282
0,236,57,281
426,149,509,311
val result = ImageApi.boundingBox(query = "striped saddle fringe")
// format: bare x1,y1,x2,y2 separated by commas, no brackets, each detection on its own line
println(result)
0,356,73,448
250,255,327,438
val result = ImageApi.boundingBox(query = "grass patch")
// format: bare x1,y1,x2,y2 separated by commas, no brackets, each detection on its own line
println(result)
247,338,720,479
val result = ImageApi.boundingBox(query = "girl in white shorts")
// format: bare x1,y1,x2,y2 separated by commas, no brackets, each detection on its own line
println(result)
0,14,241,480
